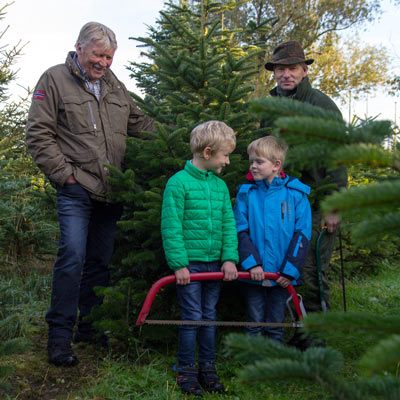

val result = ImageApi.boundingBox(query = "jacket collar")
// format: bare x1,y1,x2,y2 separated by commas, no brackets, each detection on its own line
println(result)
184,160,215,180
255,175,289,189
270,76,312,100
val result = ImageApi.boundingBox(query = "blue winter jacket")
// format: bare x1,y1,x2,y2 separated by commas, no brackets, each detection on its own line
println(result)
234,175,312,286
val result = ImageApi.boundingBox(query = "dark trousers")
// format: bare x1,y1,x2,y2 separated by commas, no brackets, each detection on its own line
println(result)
176,261,222,368
46,183,122,343
242,283,289,342
300,211,336,312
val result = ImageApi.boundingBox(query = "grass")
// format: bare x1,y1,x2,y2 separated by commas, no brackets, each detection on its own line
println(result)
1,259,400,399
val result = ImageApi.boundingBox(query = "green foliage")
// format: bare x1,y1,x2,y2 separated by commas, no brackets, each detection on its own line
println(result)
228,87,400,400
225,333,358,399
0,175,58,265
100,0,263,346
250,96,398,247
223,0,388,99
0,271,50,390
359,335,400,375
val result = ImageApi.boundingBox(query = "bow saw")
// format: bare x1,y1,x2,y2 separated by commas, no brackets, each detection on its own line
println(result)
136,272,306,328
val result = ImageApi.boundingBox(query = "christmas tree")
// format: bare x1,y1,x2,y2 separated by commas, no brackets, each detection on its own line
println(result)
95,0,264,345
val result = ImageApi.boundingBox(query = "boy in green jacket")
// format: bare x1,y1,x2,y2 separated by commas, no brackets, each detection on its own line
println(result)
161,120,239,396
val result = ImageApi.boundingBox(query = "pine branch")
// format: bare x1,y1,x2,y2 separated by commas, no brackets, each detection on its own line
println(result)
332,144,393,169
224,333,303,363
350,120,392,145
356,376,400,400
351,212,400,244
321,181,400,216
250,96,344,122
358,334,400,376
304,312,400,336
275,116,348,145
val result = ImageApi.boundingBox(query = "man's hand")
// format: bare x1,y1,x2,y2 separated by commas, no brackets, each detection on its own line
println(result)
322,213,340,233
276,276,291,288
65,174,77,185
175,267,190,285
221,261,238,281
250,265,264,281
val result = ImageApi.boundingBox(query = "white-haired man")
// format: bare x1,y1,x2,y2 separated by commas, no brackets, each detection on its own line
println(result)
26,22,153,366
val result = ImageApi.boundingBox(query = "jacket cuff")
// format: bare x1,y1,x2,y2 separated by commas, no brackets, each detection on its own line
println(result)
241,254,258,270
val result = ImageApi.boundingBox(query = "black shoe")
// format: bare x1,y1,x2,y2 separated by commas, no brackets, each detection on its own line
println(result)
198,363,225,394
73,330,109,349
177,365,204,397
48,342,79,367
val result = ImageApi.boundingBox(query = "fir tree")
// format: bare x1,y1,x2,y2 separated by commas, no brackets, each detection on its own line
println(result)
110,0,261,281
94,0,264,346
224,97,400,399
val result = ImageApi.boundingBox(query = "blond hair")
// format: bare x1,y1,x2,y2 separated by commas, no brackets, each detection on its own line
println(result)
190,120,236,154
75,22,117,51
247,136,288,165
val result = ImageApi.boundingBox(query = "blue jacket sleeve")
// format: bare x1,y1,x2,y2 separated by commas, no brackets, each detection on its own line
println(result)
234,185,262,270
280,193,312,280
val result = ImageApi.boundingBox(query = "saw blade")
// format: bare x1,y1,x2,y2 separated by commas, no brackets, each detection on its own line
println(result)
143,319,303,328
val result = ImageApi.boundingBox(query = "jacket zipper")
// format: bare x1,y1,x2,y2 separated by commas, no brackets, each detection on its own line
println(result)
206,177,213,257
87,102,97,135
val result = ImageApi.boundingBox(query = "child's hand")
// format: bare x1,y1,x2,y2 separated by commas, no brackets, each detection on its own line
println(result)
250,265,264,281
276,276,291,288
221,261,238,281
175,267,190,285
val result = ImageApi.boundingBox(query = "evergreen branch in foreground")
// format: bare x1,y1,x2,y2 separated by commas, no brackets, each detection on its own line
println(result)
358,334,400,376
249,96,344,122
321,180,400,216
332,144,394,169
304,312,400,336
351,212,400,244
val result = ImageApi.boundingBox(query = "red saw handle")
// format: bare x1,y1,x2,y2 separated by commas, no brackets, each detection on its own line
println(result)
136,272,303,326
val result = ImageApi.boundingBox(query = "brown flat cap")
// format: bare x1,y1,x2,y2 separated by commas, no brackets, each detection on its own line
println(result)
265,40,314,71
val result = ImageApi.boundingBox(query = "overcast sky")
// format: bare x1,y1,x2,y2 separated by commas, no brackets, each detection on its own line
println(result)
4,0,400,123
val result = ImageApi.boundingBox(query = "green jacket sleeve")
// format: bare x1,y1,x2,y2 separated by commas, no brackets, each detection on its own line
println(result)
220,185,239,264
161,177,189,270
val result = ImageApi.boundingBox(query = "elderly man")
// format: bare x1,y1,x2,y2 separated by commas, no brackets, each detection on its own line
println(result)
264,41,347,348
26,22,153,366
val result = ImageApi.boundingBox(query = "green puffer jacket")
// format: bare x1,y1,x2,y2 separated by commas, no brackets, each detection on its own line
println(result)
161,161,238,271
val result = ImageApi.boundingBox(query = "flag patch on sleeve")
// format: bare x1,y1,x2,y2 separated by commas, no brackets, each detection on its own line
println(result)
33,89,46,100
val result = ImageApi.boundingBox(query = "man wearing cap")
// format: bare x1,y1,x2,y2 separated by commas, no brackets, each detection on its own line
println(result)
264,40,347,348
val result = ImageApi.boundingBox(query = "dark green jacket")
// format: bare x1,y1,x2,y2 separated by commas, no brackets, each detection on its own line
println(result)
270,76,341,114
161,161,239,271
270,77,347,205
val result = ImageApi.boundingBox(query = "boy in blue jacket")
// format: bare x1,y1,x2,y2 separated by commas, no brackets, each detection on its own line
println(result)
234,136,311,342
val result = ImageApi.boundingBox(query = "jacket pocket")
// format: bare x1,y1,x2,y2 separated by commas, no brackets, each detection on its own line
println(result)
105,96,129,134
62,95,97,134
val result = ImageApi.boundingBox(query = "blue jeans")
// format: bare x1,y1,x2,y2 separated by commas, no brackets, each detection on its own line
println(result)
242,283,289,342
176,261,222,368
46,183,122,343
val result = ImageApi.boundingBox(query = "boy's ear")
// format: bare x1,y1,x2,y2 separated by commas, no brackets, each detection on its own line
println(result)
203,146,212,160
274,159,282,171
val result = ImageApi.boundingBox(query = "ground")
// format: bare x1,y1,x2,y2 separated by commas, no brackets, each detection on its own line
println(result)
1,260,400,399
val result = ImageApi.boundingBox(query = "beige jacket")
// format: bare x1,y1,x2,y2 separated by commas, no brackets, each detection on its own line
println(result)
26,51,154,201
